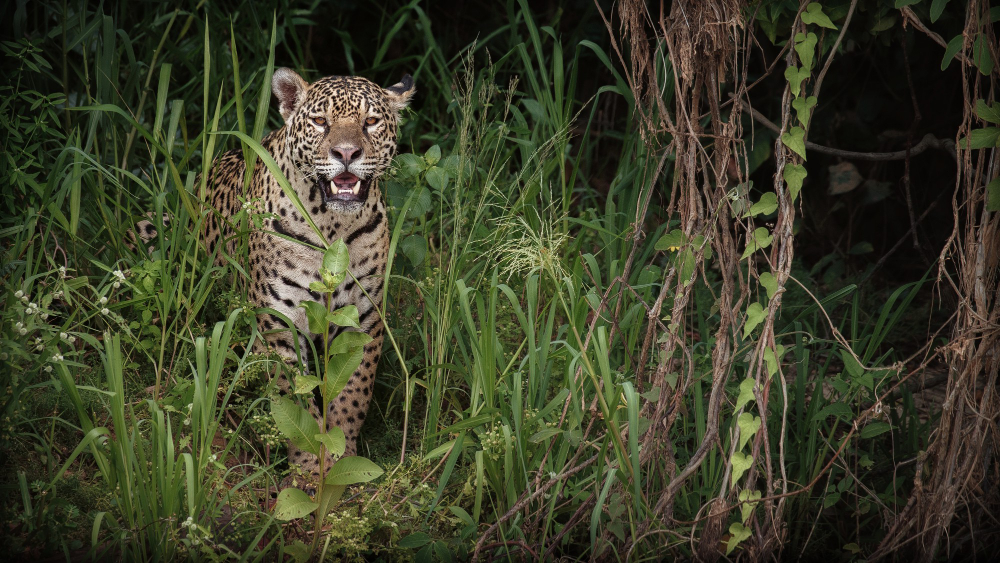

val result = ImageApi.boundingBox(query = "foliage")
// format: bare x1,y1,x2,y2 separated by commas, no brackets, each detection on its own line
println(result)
2,0,995,561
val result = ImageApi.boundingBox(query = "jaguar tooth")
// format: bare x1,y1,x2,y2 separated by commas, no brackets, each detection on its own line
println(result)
352,180,361,194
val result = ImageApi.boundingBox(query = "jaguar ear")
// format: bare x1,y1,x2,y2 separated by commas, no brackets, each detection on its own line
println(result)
384,74,415,112
272,68,309,122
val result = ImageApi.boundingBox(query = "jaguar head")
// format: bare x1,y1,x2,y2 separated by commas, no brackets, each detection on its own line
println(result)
272,68,415,212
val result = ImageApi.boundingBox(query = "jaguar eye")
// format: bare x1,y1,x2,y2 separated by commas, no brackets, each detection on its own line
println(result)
312,116,327,126
365,116,379,126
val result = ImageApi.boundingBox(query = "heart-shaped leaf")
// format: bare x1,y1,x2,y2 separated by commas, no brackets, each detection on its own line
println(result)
784,66,809,96
735,377,756,412
726,522,752,555
738,489,762,523
741,227,774,260
763,344,786,378
792,95,818,128
801,3,837,29
737,412,762,450
743,302,767,338
794,32,818,71
731,451,753,488
781,126,808,160
654,229,685,251
783,164,808,202
746,192,778,218
759,271,778,300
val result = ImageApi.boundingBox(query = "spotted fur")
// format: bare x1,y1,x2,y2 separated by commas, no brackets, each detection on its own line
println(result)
144,69,414,489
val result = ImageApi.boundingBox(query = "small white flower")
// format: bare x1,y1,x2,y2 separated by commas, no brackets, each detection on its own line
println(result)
40,313,48,320
36,344,44,351
25,307,35,315
68,335,76,344
209,454,218,462
14,290,23,299
35,337,42,344
29,302,37,309
113,281,120,289
101,307,110,315
60,332,68,341
18,328,27,336
113,269,126,281
14,322,22,330
51,354,64,362
99,296,108,305
43,365,52,373
58,266,67,278
20,295,29,303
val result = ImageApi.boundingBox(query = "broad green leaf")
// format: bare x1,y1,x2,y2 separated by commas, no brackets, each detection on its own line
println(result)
325,456,384,485
678,248,697,282
323,239,350,276
962,127,1000,149
316,427,346,457
824,491,841,508
273,487,318,520
794,32,818,71
735,377,756,411
293,373,322,395
394,153,425,178
781,127,808,160
737,412,762,450
814,401,853,422
738,489,762,523
801,3,837,29
731,451,753,487
271,397,321,455
763,344,786,378
284,540,312,563
325,346,364,400
849,241,874,255
784,66,809,96
300,300,329,335
424,144,441,166
840,349,864,378
941,34,964,71
871,14,897,33
425,166,449,191
986,176,1000,212
792,95,818,128
399,532,433,549
973,35,995,76
654,229,685,251
726,522,752,555
329,331,373,354
401,234,428,266
860,421,892,439
743,302,767,338
930,0,950,22
976,100,1000,124
741,227,774,260
759,271,778,300
746,192,778,218
783,164,807,202
327,305,360,328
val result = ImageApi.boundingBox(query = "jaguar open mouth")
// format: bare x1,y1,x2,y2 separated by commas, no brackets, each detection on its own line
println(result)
317,173,371,205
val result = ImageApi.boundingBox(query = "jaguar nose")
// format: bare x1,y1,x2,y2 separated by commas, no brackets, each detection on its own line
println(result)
331,144,363,165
